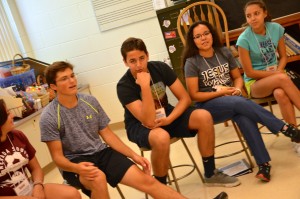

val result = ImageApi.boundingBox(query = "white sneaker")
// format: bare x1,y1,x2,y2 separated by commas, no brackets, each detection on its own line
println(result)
204,169,241,187
294,143,300,156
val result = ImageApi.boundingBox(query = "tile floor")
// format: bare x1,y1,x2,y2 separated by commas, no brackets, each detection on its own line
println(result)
43,104,300,199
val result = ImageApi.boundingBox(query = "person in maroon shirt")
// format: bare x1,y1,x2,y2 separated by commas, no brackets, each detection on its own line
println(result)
0,99,81,199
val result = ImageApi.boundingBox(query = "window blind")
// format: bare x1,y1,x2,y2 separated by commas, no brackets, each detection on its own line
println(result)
0,2,20,61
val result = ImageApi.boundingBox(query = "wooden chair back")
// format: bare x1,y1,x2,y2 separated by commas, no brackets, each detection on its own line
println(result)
176,1,230,48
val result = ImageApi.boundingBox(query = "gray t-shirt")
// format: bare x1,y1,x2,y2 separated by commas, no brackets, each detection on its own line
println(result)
184,47,237,92
40,93,109,160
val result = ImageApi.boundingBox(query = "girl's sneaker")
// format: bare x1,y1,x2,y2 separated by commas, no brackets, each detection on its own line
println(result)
256,163,271,182
293,143,300,156
281,124,300,143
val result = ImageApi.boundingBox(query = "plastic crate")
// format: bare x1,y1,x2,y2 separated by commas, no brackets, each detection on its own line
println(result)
0,69,36,89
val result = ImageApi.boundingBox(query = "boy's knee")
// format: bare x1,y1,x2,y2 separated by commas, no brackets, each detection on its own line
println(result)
140,174,157,188
94,172,107,185
80,170,107,190
146,174,157,184
149,129,170,148
68,187,82,199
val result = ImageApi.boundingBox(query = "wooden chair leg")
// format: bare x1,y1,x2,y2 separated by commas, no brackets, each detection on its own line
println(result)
224,121,229,127
267,101,273,113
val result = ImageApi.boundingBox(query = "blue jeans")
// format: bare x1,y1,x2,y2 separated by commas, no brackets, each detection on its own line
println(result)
195,96,285,165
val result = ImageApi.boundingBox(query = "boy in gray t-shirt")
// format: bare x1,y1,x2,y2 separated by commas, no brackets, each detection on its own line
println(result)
41,93,109,160
40,61,187,199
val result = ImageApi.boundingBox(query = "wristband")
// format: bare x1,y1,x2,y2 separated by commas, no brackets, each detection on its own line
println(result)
235,88,242,96
33,181,44,189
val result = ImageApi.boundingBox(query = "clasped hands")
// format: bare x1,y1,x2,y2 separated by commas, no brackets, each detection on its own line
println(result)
142,116,171,130
215,86,242,96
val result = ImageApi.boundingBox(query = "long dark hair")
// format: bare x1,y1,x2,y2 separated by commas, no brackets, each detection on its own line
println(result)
181,21,222,68
0,99,8,138
242,0,272,27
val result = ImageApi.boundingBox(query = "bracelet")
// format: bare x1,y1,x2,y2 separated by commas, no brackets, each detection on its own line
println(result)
33,181,44,189
235,88,242,96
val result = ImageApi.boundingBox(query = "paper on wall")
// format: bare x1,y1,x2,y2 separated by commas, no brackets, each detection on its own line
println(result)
152,0,167,10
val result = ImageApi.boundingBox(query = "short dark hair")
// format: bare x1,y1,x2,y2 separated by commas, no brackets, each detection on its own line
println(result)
120,37,148,60
181,21,222,67
0,99,8,137
44,61,74,86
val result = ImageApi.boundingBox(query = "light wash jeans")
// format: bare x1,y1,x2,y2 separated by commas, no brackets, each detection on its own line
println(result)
195,96,285,165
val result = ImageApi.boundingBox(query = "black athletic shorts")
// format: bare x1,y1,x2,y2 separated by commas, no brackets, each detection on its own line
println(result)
126,104,198,149
62,147,134,196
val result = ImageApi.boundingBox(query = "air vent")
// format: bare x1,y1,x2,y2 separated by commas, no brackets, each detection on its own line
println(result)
92,0,156,31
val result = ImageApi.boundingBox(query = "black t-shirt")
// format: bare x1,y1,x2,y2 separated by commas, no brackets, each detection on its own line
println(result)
117,61,177,124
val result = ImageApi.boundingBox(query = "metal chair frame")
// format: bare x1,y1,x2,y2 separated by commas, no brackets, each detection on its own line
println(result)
140,137,204,199
63,177,125,199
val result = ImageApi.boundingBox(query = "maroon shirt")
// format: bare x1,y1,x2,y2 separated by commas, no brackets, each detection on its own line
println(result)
0,130,36,196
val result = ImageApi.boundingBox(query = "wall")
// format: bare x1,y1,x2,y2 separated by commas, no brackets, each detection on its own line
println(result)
12,0,177,123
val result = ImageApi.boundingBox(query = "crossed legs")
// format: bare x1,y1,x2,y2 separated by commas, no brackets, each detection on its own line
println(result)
251,73,300,125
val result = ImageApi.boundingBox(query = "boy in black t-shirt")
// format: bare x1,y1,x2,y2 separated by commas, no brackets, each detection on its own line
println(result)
117,37,240,189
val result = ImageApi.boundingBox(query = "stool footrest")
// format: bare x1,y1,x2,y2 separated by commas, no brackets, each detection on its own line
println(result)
168,164,195,183
215,140,249,159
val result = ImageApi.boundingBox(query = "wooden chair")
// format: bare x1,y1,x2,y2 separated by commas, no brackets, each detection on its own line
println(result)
140,137,204,199
176,1,254,168
250,95,276,114
177,0,230,48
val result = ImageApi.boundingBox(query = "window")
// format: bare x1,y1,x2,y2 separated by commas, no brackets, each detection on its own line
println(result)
0,1,20,61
